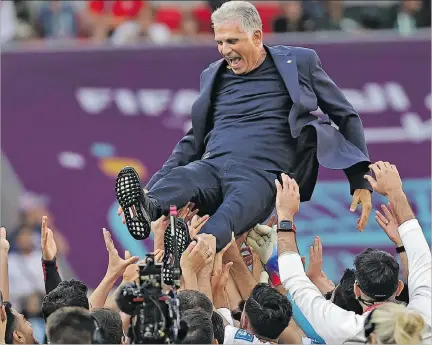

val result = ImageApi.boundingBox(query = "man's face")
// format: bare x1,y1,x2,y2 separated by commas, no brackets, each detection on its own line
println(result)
12,309,38,344
214,21,261,75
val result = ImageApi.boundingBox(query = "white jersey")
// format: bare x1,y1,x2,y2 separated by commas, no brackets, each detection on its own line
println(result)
224,326,269,344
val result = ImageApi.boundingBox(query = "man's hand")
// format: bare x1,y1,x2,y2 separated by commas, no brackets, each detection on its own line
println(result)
122,250,139,283
103,228,139,281
0,227,10,253
375,203,402,246
246,224,277,264
306,236,323,281
275,173,300,221
180,238,213,274
188,214,210,239
41,216,57,261
212,242,232,276
364,161,403,197
151,215,169,251
154,249,165,263
178,202,199,223
211,242,233,290
350,189,372,231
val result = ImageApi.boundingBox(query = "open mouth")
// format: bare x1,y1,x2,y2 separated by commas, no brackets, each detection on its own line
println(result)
227,57,242,68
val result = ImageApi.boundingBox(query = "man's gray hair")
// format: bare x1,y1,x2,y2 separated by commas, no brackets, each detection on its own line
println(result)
211,1,263,34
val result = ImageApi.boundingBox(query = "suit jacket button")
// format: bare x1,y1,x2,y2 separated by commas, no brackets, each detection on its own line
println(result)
202,152,210,159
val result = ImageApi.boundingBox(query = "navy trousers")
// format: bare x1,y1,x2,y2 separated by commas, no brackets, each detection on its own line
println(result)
147,157,278,250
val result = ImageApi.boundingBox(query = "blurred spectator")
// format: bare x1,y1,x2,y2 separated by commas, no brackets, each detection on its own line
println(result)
178,9,200,39
17,192,69,257
384,0,428,35
21,293,45,344
273,1,317,33
36,0,79,39
12,0,36,41
8,225,45,312
0,0,17,44
85,0,153,44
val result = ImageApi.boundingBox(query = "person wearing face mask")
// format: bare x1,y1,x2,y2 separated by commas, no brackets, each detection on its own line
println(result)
117,1,372,253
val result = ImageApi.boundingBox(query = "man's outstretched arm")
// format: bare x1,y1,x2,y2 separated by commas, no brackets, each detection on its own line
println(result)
309,49,372,230
308,49,371,192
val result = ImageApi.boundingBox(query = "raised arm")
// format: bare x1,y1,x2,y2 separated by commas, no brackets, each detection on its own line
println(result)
365,162,431,328
309,49,372,230
276,174,363,344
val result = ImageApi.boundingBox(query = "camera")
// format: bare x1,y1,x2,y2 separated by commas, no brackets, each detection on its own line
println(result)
116,253,186,344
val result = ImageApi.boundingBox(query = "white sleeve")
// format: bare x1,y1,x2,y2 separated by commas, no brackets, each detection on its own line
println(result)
279,252,365,344
399,219,432,327
217,307,234,326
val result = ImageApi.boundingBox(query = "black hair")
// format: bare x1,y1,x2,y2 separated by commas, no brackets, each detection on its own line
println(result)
41,279,89,321
244,284,292,340
46,307,95,344
211,311,225,344
333,269,363,314
179,308,214,344
91,308,123,344
4,302,17,344
178,290,213,316
354,249,399,302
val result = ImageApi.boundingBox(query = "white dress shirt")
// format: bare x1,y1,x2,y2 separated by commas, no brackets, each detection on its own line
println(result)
278,219,431,344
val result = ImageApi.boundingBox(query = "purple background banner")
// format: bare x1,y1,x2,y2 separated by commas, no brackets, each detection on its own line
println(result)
1,39,430,287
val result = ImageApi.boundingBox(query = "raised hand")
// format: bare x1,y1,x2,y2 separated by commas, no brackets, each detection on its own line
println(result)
122,250,139,283
375,203,401,245
180,238,213,274
41,216,57,261
151,215,169,251
178,202,199,222
103,228,139,281
364,161,403,197
306,236,323,281
154,249,165,263
0,227,10,253
188,214,210,239
246,224,277,264
275,173,300,221
350,189,372,232
212,242,232,276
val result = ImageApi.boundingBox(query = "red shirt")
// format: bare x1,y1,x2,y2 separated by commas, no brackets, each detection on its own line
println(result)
89,0,144,19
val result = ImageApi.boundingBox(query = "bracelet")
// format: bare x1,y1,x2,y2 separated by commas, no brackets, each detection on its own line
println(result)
396,245,405,253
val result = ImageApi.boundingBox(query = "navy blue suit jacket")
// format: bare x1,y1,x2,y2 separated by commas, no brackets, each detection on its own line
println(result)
146,45,371,201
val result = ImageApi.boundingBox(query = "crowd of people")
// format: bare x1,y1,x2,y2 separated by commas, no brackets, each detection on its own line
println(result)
0,161,430,344
1,0,430,45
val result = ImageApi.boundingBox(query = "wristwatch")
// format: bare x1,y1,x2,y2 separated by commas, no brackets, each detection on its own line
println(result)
277,220,296,233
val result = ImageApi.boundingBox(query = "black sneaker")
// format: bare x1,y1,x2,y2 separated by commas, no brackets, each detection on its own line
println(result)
163,217,191,286
115,166,152,240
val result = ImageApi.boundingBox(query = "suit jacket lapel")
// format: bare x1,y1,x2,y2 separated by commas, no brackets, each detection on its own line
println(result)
191,59,225,151
267,46,301,104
